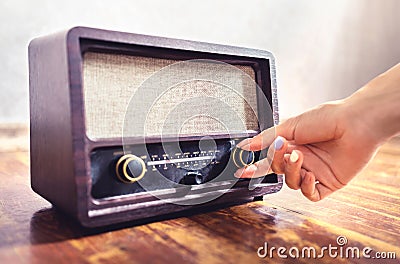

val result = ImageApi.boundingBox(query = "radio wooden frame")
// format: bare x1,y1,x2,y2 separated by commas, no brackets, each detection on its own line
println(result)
29,27,282,227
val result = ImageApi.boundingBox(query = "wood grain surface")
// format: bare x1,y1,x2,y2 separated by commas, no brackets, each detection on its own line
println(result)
0,131,398,263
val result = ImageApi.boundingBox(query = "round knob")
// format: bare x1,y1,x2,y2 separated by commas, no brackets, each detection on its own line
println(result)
115,154,146,183
232,148,255,168
181,171,204,185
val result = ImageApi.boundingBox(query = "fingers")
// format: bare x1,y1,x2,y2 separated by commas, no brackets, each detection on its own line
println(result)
236,127,275,151
234,157,272,178
283,150,334,201
300,169,333,202
235,132,337,202
235,113,304,151
235,136,288,178
270,136,288,174
283,150,303,190
291,144,345,191
236,117,299,151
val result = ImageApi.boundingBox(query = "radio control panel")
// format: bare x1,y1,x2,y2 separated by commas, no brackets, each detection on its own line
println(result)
90,138,275,199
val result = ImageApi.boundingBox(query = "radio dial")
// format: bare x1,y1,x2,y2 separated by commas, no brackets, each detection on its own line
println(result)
232,148,255,167
116,154,146,183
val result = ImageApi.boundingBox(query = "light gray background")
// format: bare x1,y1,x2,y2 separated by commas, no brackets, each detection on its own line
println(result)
1,0,399,123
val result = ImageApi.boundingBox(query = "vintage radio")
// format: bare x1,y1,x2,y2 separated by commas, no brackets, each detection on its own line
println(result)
29,27,282,227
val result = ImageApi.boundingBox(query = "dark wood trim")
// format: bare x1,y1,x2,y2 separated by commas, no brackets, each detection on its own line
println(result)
29,30,78,218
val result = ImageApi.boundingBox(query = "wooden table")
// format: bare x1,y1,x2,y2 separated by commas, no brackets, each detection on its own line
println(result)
0,127,399,263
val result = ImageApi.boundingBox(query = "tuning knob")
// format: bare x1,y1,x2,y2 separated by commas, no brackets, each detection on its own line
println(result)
188,171,204,185
232,148,255,168
115,154,146,183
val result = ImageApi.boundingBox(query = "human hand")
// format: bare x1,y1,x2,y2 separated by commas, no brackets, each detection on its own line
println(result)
234,63,400,201
235,101,379,201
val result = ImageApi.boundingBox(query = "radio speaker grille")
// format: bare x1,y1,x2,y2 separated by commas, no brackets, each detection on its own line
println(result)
83,52,259,140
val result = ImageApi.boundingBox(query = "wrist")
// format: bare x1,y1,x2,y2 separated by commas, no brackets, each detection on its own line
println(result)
343,64,400,144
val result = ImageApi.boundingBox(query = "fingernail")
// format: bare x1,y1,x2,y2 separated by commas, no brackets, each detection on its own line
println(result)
274,136,284,150
290,150,299,163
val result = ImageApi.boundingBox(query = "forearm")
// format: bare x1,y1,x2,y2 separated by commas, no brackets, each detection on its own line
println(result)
343,63,400,144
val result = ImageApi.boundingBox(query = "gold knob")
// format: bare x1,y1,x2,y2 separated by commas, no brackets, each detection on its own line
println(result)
115,154,146,183
232,148,255,168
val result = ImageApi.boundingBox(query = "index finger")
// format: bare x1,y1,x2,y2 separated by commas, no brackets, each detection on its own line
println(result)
236,127,275,151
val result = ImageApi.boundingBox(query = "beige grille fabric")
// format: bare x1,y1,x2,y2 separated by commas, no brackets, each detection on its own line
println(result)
83,52,259,140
